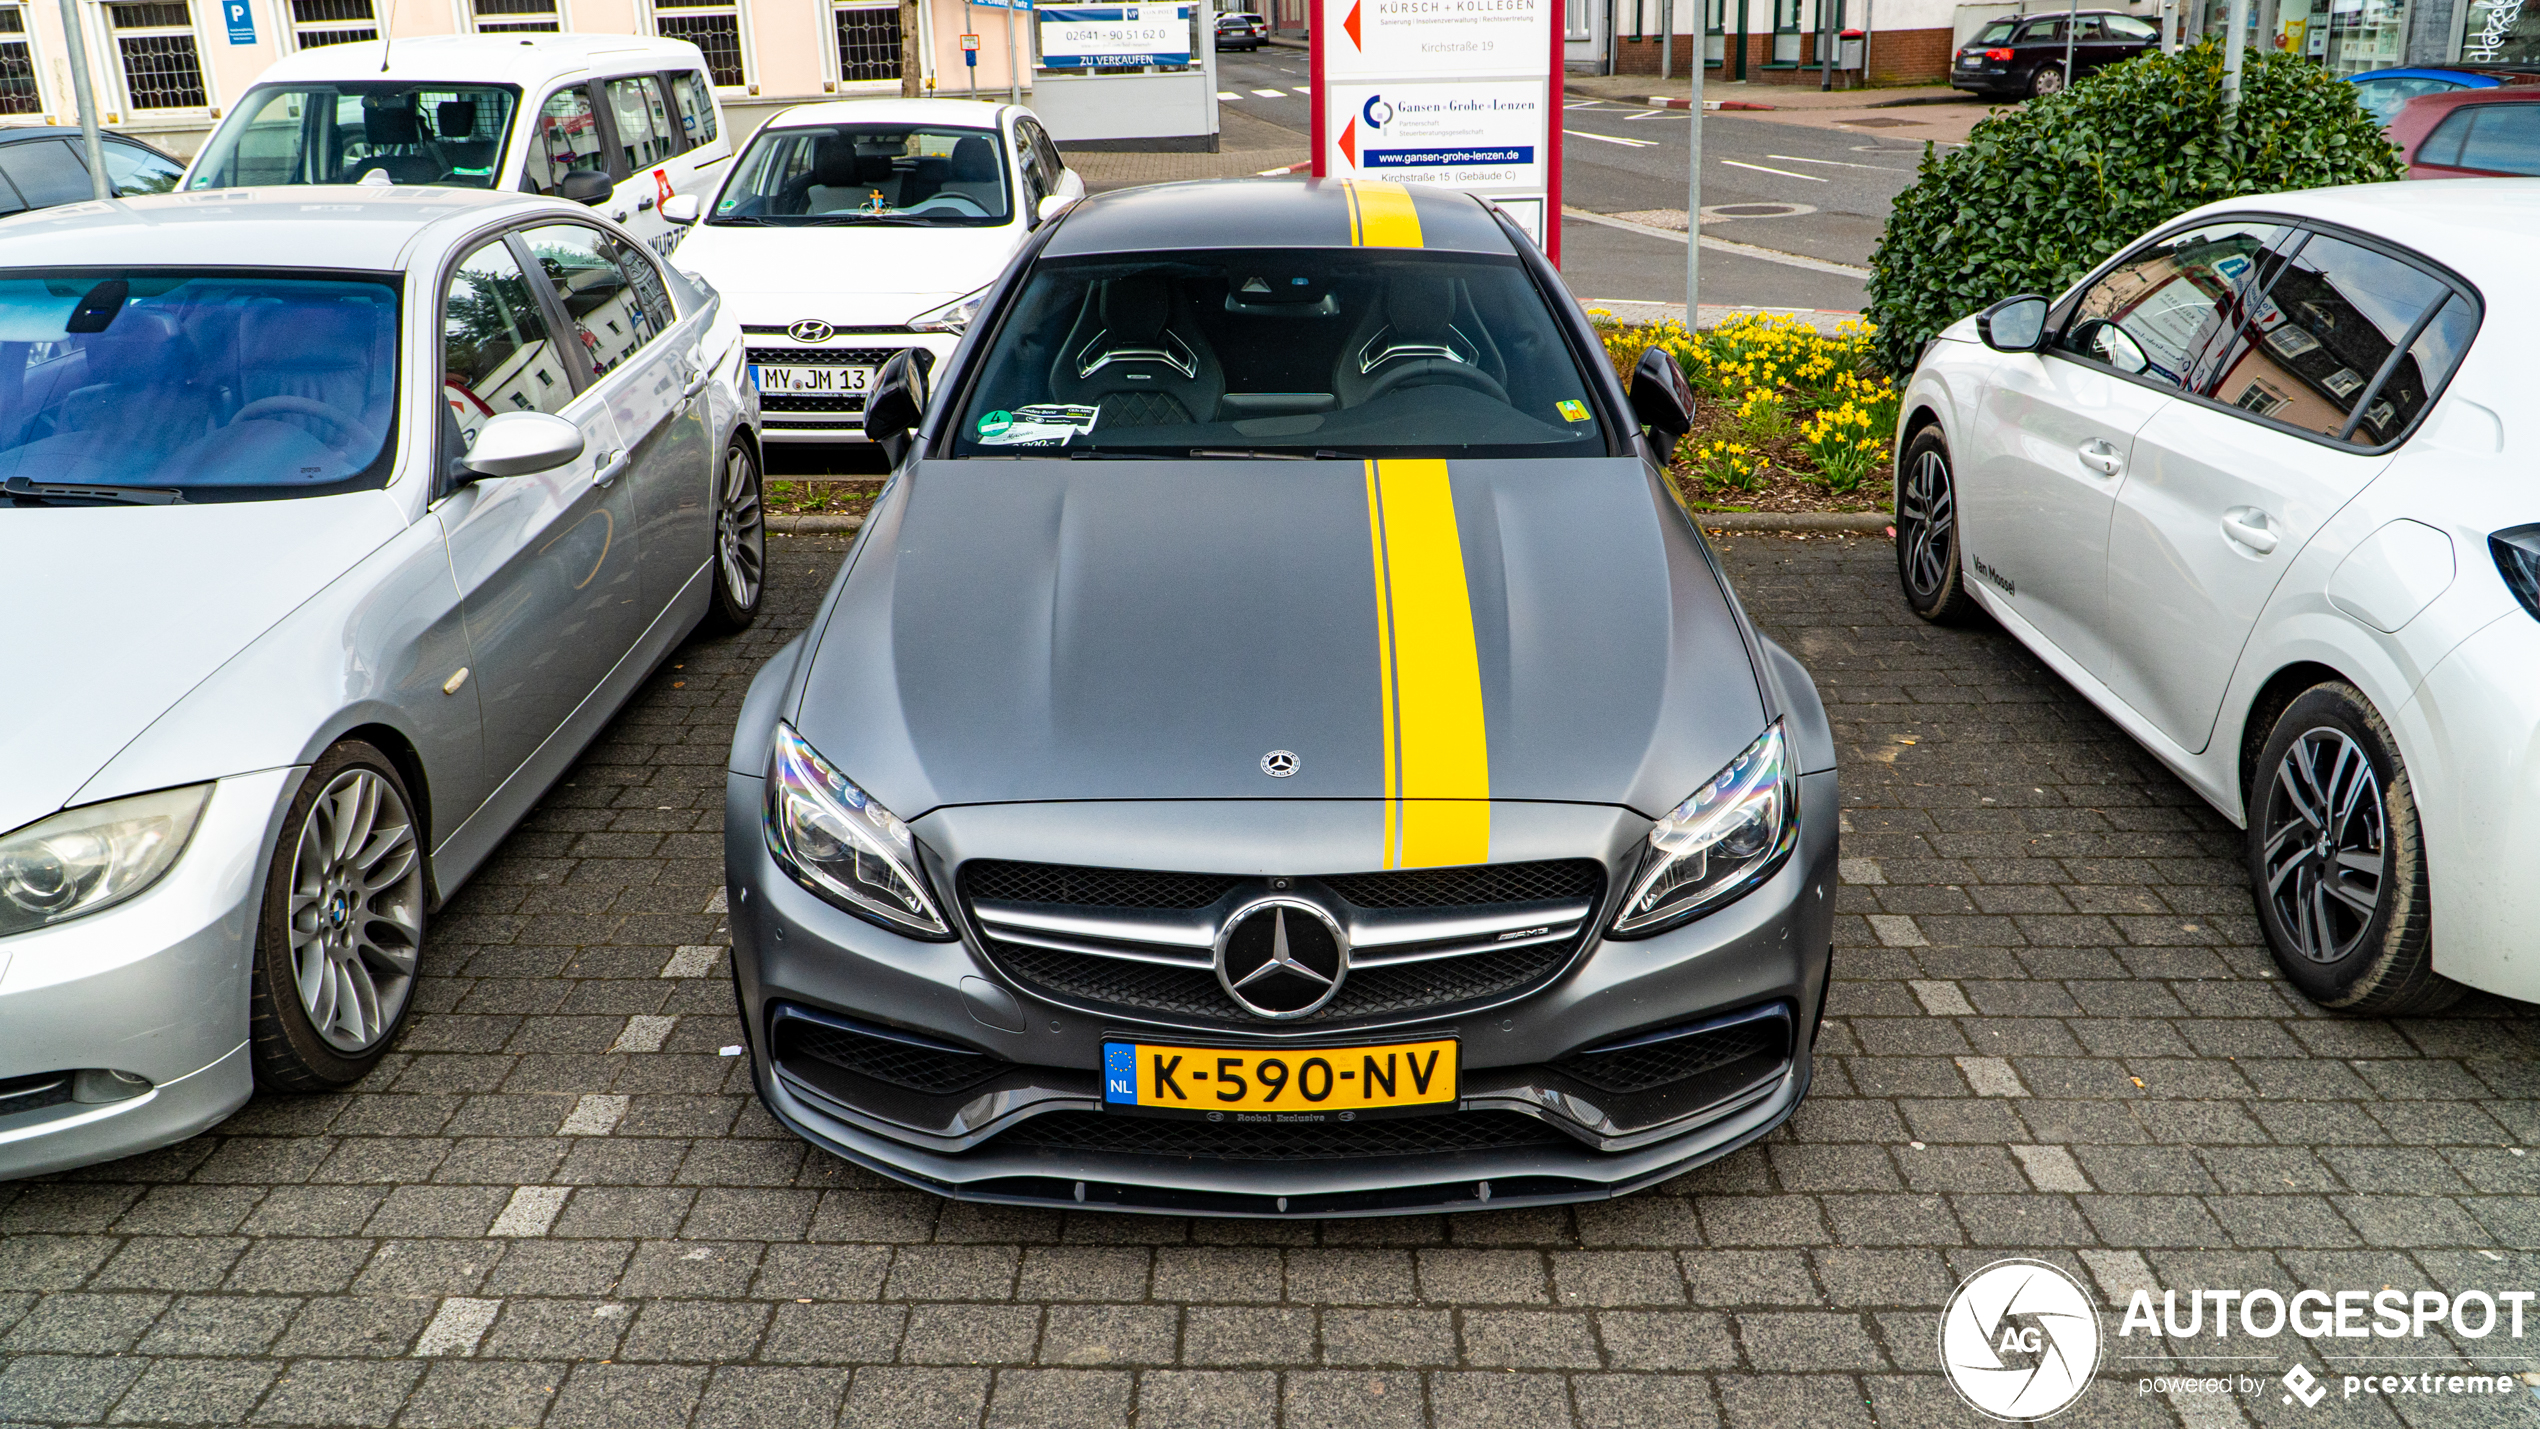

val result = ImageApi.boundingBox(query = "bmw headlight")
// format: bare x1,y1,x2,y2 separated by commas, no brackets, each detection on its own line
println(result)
0,785,211,938
764,723,951,939
909,285,990,334
1609,724,1794,937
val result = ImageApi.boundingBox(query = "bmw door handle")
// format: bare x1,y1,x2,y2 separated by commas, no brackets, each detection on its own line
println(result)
2076,439,2123,476
2221,507,2280,555
593,449,629,488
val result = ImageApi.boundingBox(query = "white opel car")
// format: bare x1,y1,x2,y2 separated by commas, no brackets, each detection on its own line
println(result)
0,187,761,1177
663,98,1084,444
1895,181,2536,1015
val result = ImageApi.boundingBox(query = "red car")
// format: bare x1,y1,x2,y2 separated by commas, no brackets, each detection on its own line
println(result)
2388,87,2540,178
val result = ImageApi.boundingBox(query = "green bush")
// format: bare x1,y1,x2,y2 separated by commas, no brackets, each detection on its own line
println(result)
1864,43,2404,375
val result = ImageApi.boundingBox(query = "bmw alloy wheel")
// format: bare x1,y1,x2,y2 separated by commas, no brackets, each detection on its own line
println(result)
287,767,423,1051
1898,447,1955,601
2259,727,2385,964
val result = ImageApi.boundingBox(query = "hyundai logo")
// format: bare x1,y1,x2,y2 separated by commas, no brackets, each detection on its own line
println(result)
1214,898,1348,1020
787,319,834,344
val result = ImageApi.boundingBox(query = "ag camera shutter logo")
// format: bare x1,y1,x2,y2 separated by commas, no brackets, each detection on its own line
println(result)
1939,1259,2102,1421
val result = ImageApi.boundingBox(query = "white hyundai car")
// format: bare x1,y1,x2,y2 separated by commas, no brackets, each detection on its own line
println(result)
1894,181,2536,1015
664,98,1083,445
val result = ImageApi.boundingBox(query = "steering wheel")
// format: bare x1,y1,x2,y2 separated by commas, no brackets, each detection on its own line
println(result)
231,395,381,456
1362,358,1509,406
901,194,988,217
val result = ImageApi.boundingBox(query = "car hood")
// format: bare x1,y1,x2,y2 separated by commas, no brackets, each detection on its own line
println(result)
671,222,1023,323
0,492,405,835
789,459,1767,826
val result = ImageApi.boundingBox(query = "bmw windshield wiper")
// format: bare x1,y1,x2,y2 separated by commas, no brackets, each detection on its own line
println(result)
4,476,184,506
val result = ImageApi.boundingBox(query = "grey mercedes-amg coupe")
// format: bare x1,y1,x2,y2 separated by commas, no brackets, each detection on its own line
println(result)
724,177,1837,1216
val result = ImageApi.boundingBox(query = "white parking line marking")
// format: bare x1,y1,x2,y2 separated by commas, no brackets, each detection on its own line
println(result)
2080,1248,2160,1302
2011,1145,2092,1192
661,945,720,978
1625,109,1683,120
1837,857,1884,885
705,888,728,914
1561,208,1873,279
1252,88,1284,96
1768,152,1913,172
1868,913,1926,946
489,1186,571,1237
415,1298,501,1356
1722,158,1826,181
1909,980,1973,1017
1567,129,1658,148
1957,1056,2029,1097
559,1093,629,1135
610,1016,677,1054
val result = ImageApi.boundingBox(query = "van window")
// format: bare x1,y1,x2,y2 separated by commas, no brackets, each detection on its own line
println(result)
525,85,605,194
669,71,718,147
606,75,680,169
189,82,518,188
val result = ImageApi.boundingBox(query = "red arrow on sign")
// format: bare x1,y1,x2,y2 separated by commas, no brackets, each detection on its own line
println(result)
1339,116,1357,167
1344,0,1361,48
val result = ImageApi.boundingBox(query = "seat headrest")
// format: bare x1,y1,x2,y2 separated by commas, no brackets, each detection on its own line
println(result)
437,100,478,138
854,153,898,188
810,140,859,187
242,303,382,371
1100,274,1172,344
81,310,184,388
950,135,1000,182
1385,274,1456,341
363,101,423,147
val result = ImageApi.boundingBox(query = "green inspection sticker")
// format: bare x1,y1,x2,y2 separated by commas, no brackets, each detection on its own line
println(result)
978,410,1015,437
1557,399,1592,423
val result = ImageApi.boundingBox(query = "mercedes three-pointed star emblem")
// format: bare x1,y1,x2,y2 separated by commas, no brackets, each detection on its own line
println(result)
1214,898,1349,1019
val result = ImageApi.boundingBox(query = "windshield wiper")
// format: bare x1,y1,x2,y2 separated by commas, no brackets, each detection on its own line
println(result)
1189,448,1368,461
4,476,184,506
707,215,774,227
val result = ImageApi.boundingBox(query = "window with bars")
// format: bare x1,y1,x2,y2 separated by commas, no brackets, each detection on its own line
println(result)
109,2,206,110
653,0,744,86
473,0,558,32
833,3,900,82
0,7,38,116
292,0,375,49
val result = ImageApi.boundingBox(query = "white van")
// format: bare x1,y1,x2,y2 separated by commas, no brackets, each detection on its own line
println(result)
182,35,731,253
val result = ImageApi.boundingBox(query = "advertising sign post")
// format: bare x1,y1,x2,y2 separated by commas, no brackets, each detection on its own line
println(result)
1310,0,1565,262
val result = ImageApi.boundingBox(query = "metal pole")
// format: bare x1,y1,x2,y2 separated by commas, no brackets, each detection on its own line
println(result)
1686,13,1702,331
1818,0,1831,89
1006,0,1020,105
2062,0,2075,85
56,0,109,200
2221,0,2248,111
1661,0,1672,79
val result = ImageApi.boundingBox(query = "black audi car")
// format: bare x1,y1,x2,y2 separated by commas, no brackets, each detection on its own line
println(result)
1216,11,1269,50
1951,9,2161,98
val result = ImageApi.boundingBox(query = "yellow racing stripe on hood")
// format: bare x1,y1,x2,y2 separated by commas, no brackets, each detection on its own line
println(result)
1344,180,1424,249
1365,459,1488,868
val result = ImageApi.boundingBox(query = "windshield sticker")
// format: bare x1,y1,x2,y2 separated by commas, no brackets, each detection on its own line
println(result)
1556,399,1591,423
977,404,1102,447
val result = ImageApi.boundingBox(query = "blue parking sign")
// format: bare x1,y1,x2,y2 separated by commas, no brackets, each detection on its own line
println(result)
223,0,256,44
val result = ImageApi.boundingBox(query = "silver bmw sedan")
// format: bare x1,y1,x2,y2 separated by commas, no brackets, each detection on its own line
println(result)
0,186,765,1178
725,178,1841,1217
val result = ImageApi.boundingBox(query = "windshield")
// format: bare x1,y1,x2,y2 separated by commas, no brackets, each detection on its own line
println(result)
0,271,399,503
188,83,520,189
950,249,1607,459
712,124,1012,226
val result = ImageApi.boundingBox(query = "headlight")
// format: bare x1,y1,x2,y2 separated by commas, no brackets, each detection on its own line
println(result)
2491,525,2540,624
764,723,952,939
1609,724,1794,938
909,285,990,334
0,785,211,938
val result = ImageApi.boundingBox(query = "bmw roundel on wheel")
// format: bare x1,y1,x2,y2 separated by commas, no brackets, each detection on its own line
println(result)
723,177,1840,1216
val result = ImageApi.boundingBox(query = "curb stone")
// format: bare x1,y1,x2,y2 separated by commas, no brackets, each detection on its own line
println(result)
766,510,1895,536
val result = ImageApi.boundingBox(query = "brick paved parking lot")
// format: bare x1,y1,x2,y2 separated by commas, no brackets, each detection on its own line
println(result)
4,532,2537,1429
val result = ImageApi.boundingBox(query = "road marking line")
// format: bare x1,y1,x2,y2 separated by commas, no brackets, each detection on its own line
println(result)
1252,87,1284,96
489,1186,571,1237
1958,1056,2029,1097
1722,158,1826,181
661,945,720,978
610,1015,676,1054
1219,90,1241,99
1565,128,1657,148
560,1093,629,1135
1560,207,1871,278
705,888,727,913
415,1298,501,1356
2011,1145,2093,1192
1910,980,1973,1016
1768,152,1914,172
1624,109,1683,120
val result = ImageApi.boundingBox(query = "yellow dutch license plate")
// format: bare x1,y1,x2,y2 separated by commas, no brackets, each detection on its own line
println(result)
1102,1039,1457,1119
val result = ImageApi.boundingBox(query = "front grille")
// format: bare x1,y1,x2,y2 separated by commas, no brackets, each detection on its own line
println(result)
962,859,1605,1028
763,393,867,414
1558,1011,1788,1096
993,1109,1566,1160
0,1071,73,1118
773,1017,1005,1096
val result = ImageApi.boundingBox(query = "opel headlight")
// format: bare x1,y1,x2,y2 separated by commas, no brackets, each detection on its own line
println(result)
909,285,990,334
0,785,211,938
764,723,951,939
1609,724,1794,937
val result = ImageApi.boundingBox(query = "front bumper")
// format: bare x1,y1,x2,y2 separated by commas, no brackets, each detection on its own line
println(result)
745,331,961,444
0,768,296,1180
725,773,1838,1215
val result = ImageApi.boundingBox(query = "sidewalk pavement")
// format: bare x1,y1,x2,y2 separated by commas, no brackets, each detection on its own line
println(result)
1564,72,2008,144
1063,107,1309,192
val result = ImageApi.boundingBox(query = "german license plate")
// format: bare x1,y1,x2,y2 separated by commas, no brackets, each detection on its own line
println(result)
1103,1038,1457,1119
754,364,875,394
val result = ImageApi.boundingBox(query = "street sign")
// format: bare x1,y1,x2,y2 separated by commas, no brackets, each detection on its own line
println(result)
1038,4,1191,69
962,32,982,55
1310,0,1562,259
222,0,256,45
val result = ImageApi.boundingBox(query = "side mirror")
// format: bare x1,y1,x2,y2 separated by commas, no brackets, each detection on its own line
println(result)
558,170,612,207
660,192,701,225
863,347,935,465
461,410,584,478
1034,193,1074,227
1976,293,2051,353
1629,345,1696,452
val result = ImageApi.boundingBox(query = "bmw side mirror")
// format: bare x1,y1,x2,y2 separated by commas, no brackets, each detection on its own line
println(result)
1976,294,2051,353
1629,345,1696,452
660,193,701,225
863,348,935,466
558,170,612,207
461,410,584,478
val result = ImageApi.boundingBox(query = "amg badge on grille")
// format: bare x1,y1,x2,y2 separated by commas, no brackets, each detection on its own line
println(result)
1214,899,1348,1019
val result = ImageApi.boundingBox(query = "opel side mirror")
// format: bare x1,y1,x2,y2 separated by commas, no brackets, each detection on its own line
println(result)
863,348,935,466
660,193,701,225
559,170,612,207
1629,345,1696,453
1976,294,2051,353
460,410,584,478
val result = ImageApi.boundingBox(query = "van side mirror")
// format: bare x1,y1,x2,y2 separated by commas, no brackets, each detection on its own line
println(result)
1976,294,2051,353
1629,345,1696,452
558,170,612,207
461,410,584,478
660,193,700,225
863,348,935,466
